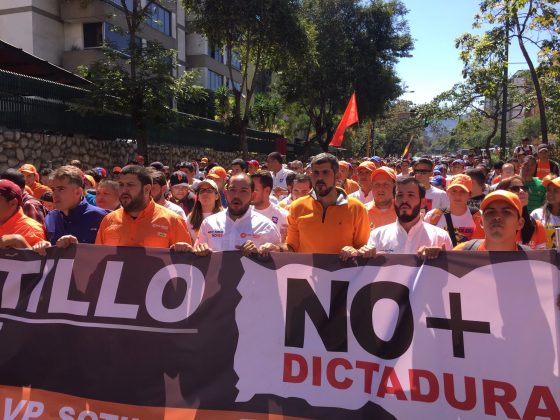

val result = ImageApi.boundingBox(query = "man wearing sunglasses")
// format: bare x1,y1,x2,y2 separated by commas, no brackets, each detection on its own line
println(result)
413,158,449,213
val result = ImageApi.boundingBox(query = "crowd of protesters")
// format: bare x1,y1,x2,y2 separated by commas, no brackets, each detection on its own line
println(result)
0,137,559,266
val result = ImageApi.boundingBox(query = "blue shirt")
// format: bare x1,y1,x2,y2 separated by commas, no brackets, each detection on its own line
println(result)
45,199,109,244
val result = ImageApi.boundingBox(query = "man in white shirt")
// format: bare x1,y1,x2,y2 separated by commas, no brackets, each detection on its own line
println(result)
413,158,449,212
358,177,452,258
349,161,376,204
397,159,413,180
250,170,289,241
266,152,294,199
195,173,281,255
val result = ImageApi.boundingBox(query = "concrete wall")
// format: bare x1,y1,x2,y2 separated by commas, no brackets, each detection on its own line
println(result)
0,129,265,172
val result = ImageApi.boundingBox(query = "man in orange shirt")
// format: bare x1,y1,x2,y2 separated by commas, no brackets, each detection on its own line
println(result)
19,164,51,200
260,153,370,258
337,161,359,194
366,166,397,228
0,179,45,248
95,165,192,248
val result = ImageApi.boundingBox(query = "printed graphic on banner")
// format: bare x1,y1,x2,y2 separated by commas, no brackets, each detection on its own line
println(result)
234,254,559,419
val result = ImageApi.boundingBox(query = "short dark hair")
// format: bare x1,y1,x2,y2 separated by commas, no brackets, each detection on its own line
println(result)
51,165,85,188
120,165,153,186
150,170,167,187
413,158,434,170
311,153,339,173
286,171,297,188
493,160,504,170
396,177,426,199
294,173,312,188
267,152,283,164
465,168,486,188
251,170,273,190
231,158,248,171
0,169,26,190
179,161,195,172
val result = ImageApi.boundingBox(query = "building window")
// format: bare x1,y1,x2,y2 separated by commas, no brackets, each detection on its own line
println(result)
226,78,241,91
208,70,223,91
104,23,142,56
83,23,103,48
107,0,134,10
146,3,172,36
225,48,241,70
208,44,223,63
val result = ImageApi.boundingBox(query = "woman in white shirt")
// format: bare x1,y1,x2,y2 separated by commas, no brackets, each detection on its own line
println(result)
186,179,223,242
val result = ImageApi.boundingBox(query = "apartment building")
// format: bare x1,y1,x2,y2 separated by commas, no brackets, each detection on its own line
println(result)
0,0,241,90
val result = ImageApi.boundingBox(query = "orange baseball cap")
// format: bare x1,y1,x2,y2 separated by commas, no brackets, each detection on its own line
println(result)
357,161,377,173
542,176,560,189
19,164,38,175
480,190,523,216
371,166,396,182
207,166,228,180
339,160,350,169
447,174,473,193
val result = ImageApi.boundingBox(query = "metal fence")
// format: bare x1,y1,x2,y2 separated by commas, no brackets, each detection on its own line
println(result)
0,69,278,153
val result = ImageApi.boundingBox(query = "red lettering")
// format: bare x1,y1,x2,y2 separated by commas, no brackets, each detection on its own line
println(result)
523,386,559,420
326,358,353,390
312,356,321,386
356,361,379,394
409,369,439,403
283,353,307,383
443,373,477,411
376,366,407,400
482,379,520,419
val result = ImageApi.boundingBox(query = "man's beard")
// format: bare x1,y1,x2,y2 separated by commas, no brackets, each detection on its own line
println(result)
395,202,421,223
228,202,250,217
314,182,334,197
121,192,147,214
152,191,163,203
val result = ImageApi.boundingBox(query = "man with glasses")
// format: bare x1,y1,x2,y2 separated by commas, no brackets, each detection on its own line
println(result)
413,158,449,212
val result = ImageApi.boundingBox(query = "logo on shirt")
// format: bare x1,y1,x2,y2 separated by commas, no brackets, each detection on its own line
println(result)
240,233,261,239
271,216,279,224
210,230,224,238
152,224,169,230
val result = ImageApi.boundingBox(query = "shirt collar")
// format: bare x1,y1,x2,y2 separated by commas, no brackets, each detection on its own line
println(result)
310,187,348,206
1,208,25,229
124,199,155,221
396,216,423,235
227,206,252,223
64,198,89,219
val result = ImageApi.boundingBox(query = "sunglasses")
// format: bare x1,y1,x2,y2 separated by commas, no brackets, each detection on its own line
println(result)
197,188,216,194
414,169,432,174
508,186,526,193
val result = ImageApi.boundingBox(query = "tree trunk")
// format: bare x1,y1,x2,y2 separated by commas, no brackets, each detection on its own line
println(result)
486,117,499,165
239,122,249,160
514,20,548,144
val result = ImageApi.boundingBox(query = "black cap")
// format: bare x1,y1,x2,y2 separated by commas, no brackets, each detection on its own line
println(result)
169,171,189,187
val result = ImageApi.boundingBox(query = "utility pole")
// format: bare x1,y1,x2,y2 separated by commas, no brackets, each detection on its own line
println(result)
500,2,510,159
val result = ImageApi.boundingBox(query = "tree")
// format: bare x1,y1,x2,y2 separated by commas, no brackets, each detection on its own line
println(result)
251,93,283,132
475,0,560,144
182,0,307,158
77,0,205,159
277,0,413,152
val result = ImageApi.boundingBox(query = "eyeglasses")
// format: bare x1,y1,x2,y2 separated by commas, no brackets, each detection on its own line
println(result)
197,188,215,194
508,186,526,193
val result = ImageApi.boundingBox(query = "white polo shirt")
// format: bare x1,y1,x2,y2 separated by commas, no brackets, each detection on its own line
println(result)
272,167,294,190
253,203,288,241
196,207,281,251
367,219,453,254
349,188,374,205
164,200,187,221
425,185,449,212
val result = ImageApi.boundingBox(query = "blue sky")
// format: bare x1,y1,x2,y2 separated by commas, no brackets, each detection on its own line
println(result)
396,0,537,105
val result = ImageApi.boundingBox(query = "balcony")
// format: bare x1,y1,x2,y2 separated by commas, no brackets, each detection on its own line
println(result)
61,0,108,23
62,49,105,73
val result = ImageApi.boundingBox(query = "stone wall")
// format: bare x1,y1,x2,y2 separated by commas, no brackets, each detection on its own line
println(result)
0,129,267,171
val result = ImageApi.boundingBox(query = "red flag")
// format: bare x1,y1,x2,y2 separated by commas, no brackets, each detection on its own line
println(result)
329,92,359,147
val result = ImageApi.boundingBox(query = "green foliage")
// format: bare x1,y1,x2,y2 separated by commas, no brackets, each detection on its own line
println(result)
213,85,234,123
276,0,413,150
516,115,542,140
182,0,307,157
251,93,283,132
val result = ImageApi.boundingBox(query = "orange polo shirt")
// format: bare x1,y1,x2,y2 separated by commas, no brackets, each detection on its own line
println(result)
96,200,192,248
536,159,550,180
342,179,360,195
286,190,370,254
29,182,51,200
366,201,397,229
0,208,45,246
